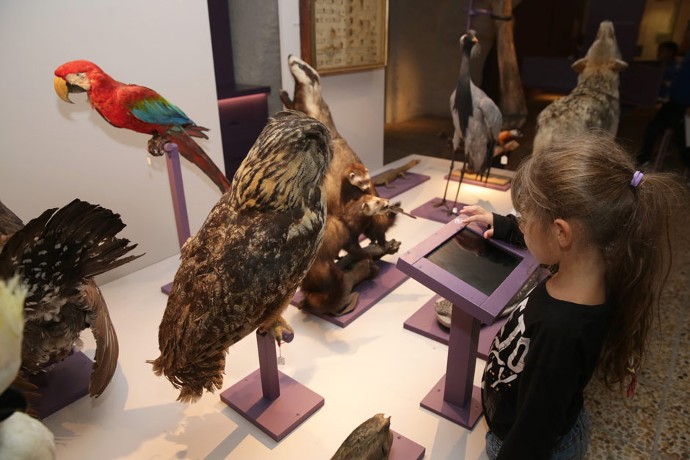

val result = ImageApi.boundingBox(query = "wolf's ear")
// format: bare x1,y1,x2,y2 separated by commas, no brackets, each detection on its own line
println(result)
611,59,628,71
571,58,587,73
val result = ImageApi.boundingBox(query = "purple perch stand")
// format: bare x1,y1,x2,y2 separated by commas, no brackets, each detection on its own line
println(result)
161,143,192,295
220,331,324,442
410,198,468,224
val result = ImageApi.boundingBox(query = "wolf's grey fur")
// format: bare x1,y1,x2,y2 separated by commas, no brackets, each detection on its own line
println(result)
532,21,628,155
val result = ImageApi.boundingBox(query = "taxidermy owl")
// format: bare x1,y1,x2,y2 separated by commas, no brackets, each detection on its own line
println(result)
0,199,141,398
149,110,333,402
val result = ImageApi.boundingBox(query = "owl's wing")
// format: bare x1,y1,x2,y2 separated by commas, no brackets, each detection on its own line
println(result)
158,203,324,370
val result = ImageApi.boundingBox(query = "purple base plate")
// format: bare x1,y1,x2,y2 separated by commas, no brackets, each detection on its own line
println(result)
390,430,426,459
30,351,92,419
220,369,324,442
445,170,512,191
373,173,431,200
409,199,468,223
420,375,483,429
403,295,506,360
292,260,408,328
161,281,173,295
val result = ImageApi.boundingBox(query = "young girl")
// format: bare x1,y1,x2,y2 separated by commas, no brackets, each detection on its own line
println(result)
461,133,687,459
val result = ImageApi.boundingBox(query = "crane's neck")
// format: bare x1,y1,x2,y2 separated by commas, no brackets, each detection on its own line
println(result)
457,50,474,137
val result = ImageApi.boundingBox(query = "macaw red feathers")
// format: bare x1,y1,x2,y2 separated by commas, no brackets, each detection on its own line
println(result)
54,60,231,193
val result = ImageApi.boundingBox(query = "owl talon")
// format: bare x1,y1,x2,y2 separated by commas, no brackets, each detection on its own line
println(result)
260,316,295,345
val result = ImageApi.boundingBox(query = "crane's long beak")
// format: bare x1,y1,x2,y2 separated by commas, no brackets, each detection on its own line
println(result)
54,76,73,103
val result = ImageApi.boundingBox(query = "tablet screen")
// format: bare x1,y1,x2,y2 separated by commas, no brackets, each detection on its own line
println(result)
424,227,522,295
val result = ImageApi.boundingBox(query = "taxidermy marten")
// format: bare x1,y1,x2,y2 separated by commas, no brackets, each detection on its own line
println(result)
300,194,393,316
338,162,400,254
333,162,372,216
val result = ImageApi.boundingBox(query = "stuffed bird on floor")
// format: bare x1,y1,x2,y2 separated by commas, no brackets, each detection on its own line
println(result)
53,60,231,193
0,199,142,398
0,277,56,460
149,111,333,403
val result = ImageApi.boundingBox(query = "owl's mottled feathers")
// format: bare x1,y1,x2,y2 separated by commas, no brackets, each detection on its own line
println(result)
0,199,141,397
149,111,333,402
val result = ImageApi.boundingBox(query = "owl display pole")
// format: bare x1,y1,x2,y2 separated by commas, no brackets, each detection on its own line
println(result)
219,330,325,442
160,142,192,295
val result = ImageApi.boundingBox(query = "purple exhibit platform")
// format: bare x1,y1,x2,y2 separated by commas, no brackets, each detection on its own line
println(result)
390,430,426,459
30,350,92,419
292,260,408,327
373,172,430,200
220,332,324,442
409,199,468,223
403,295,507,360
220,369,324,442
445,169,512,191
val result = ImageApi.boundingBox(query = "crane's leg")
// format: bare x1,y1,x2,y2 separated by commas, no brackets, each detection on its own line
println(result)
450,161,467,215
434,146,458,209
483,139,497,184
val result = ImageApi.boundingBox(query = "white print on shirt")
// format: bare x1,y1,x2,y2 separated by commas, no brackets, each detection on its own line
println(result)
482,297,530,391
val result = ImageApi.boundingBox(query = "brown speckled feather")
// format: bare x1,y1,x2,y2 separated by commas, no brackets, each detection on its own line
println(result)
149,111,333,402
0,199,141,397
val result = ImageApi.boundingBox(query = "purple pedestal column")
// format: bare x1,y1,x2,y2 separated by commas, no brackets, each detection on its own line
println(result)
220,331,324,441
419,305,483,429
160,143,192,295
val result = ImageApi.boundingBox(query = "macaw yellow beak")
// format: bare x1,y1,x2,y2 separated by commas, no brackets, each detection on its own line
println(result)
54,76,73,103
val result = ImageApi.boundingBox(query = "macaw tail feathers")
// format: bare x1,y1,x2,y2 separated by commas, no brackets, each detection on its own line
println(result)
184,124,209,140
166,130,232,194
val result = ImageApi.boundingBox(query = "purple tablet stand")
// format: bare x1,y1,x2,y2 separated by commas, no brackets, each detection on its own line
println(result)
292,260,408,328
161,143,192,295
373,173,431,200
396,218,539,429
29,350,93,419
403,294,507,360
220,331,324,441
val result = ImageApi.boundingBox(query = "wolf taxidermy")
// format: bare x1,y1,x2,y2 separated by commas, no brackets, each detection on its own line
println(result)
149,111,333,402
0,199,141,398
300,194,394,316
532,21,628,154
280,55,398,251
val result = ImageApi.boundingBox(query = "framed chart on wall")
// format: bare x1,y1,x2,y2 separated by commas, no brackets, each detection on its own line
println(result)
299,0,388,75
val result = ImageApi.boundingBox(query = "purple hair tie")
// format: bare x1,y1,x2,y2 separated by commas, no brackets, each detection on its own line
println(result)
630,170,644,188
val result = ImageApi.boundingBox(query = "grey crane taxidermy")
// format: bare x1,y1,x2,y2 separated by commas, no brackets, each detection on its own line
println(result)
438,30,503,213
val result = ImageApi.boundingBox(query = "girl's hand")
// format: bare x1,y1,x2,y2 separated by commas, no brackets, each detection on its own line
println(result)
460,205,494,239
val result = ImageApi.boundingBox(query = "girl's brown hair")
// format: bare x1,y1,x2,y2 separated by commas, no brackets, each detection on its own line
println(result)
511,132,687,388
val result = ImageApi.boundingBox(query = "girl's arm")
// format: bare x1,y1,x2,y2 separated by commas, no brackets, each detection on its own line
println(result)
461,205,525,247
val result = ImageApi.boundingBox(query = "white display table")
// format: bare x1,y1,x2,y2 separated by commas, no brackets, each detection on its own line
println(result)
43,155,515,459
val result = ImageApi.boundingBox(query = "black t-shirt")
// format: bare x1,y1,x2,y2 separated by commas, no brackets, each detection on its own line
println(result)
482,215,614,459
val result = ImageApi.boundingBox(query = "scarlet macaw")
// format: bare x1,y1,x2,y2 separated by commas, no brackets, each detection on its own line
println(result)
54,60,231,193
